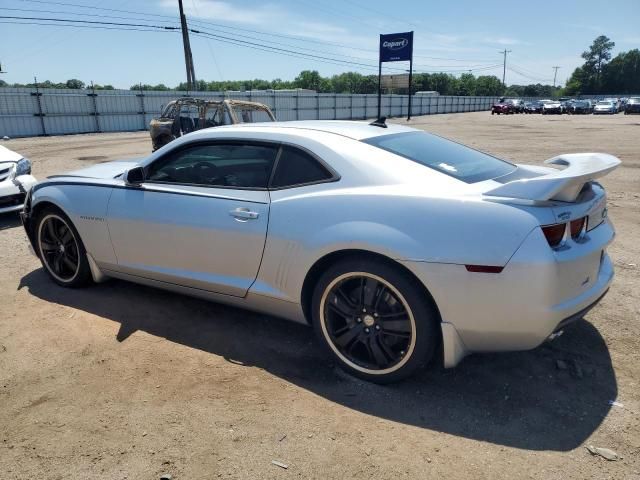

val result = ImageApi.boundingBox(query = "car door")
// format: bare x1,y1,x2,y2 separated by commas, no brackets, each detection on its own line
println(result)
106,140,278,297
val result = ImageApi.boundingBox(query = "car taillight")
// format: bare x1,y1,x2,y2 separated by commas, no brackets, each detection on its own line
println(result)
541,223,565,247
570,216,586,239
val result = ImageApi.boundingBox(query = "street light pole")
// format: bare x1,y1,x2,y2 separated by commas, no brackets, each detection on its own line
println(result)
500,49,512,88
552,66,561,87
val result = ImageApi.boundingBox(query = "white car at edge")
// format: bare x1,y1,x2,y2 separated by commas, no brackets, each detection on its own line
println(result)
0,144,37,214
20,120,619,383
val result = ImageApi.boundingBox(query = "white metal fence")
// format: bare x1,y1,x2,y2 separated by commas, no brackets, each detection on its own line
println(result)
0,87,505,138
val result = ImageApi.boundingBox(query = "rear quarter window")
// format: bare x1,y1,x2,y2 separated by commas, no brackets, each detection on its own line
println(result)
363,131,516,183
270,146,334,188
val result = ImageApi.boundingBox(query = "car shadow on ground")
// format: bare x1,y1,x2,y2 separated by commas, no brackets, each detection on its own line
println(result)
0,212,22,231
19,268,617,452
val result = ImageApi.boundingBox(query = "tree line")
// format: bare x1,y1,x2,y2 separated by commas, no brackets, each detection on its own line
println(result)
564,36,640,95
2,36,637,96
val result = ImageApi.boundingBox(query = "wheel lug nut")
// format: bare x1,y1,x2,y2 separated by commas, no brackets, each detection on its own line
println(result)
364,328,370,333
362,308,366,313
373,312,378,317
375,325,380,330
356,318,362,323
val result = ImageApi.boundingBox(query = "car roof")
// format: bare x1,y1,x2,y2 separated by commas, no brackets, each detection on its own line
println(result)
201,120,417,140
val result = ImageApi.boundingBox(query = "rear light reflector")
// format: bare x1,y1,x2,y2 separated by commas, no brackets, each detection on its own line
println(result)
465,265,504,273
570,216,586,239
542,223,565,247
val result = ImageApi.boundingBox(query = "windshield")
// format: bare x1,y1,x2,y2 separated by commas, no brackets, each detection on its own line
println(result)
363,132,516,184
629,98,640,104
597,101,612,106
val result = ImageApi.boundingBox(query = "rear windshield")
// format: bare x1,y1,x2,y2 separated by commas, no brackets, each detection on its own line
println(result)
363,131,516,183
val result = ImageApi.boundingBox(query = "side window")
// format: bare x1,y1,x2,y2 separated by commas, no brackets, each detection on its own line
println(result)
147,143,278,189
270,146,334,188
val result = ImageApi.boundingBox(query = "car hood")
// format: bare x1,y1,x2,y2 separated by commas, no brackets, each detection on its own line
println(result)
55,159,142,179
0,144,23,163
544,103,562,107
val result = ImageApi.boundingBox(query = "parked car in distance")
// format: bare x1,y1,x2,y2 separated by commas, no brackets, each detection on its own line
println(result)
568,100,593,114
0,145,37,214
541,99,563,114
508,99,526,113
561,98,576,113
624,97,640,114
149,98,276,151
524,101,543,113
21,119,619,383
603,98,621,112
491,98,513,115
593,101,618,115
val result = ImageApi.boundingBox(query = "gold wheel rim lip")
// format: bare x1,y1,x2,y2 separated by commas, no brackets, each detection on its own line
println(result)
320,271,417,375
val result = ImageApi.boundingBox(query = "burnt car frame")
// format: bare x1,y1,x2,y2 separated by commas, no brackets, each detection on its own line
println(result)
149,98,276,151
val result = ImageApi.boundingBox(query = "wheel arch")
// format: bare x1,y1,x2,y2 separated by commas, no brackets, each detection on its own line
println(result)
26,200,71,253
300,248,443,328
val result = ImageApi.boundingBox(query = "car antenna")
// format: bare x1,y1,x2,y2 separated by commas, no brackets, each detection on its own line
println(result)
369,116,387,128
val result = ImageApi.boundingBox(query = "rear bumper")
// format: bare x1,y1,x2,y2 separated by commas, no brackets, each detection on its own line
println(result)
401,220,615,367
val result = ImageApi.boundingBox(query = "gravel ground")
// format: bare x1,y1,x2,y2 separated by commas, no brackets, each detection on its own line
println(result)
1,111,639,479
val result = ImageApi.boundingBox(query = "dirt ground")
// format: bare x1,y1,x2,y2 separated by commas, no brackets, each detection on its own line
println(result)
1,112,639,480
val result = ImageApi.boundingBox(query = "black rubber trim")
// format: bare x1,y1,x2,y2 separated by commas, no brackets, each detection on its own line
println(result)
552,288,609,333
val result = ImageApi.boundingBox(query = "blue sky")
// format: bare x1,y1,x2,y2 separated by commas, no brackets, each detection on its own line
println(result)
1,0,639,88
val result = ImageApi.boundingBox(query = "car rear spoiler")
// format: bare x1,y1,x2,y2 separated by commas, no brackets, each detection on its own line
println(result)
484,153,621,202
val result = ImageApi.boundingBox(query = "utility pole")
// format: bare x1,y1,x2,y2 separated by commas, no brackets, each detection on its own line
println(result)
500,49,511,88
178,0,196,91
552,66,561,87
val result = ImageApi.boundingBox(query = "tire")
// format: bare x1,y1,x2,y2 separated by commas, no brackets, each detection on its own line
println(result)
35,207,92,288
311,257,439,383
491,111,495,115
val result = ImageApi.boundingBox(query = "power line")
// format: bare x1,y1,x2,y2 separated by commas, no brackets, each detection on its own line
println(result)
17,0,501,64
0,20,175,33
508,61,555,82
7,7,499,70
1,15,505,78
506,66,554,84
0,15,178,30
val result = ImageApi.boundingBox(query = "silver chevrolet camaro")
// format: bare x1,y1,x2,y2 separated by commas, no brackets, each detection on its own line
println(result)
21,120,619,383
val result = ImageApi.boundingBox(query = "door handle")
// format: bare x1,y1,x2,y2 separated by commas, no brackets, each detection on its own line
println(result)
229,207,259,220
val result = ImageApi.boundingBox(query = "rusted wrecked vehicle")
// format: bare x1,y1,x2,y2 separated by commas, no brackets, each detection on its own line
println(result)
149,98,276,151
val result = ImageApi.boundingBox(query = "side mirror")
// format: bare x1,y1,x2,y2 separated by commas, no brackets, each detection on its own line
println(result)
124,166,145,186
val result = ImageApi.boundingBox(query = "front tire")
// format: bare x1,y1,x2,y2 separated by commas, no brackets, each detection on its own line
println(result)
35,207,92,287
311,258,439,383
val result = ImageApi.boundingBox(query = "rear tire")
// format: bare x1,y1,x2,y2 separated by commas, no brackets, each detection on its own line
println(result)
311,257,439,384
35,207,92,288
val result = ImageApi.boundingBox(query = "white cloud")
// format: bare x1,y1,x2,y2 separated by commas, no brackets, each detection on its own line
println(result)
483,36,523,46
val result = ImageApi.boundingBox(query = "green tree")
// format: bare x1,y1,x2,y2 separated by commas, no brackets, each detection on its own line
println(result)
65,78,85,89
582,35,615,86
602,49,640,93
475,75,504,96
293,70,324,91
